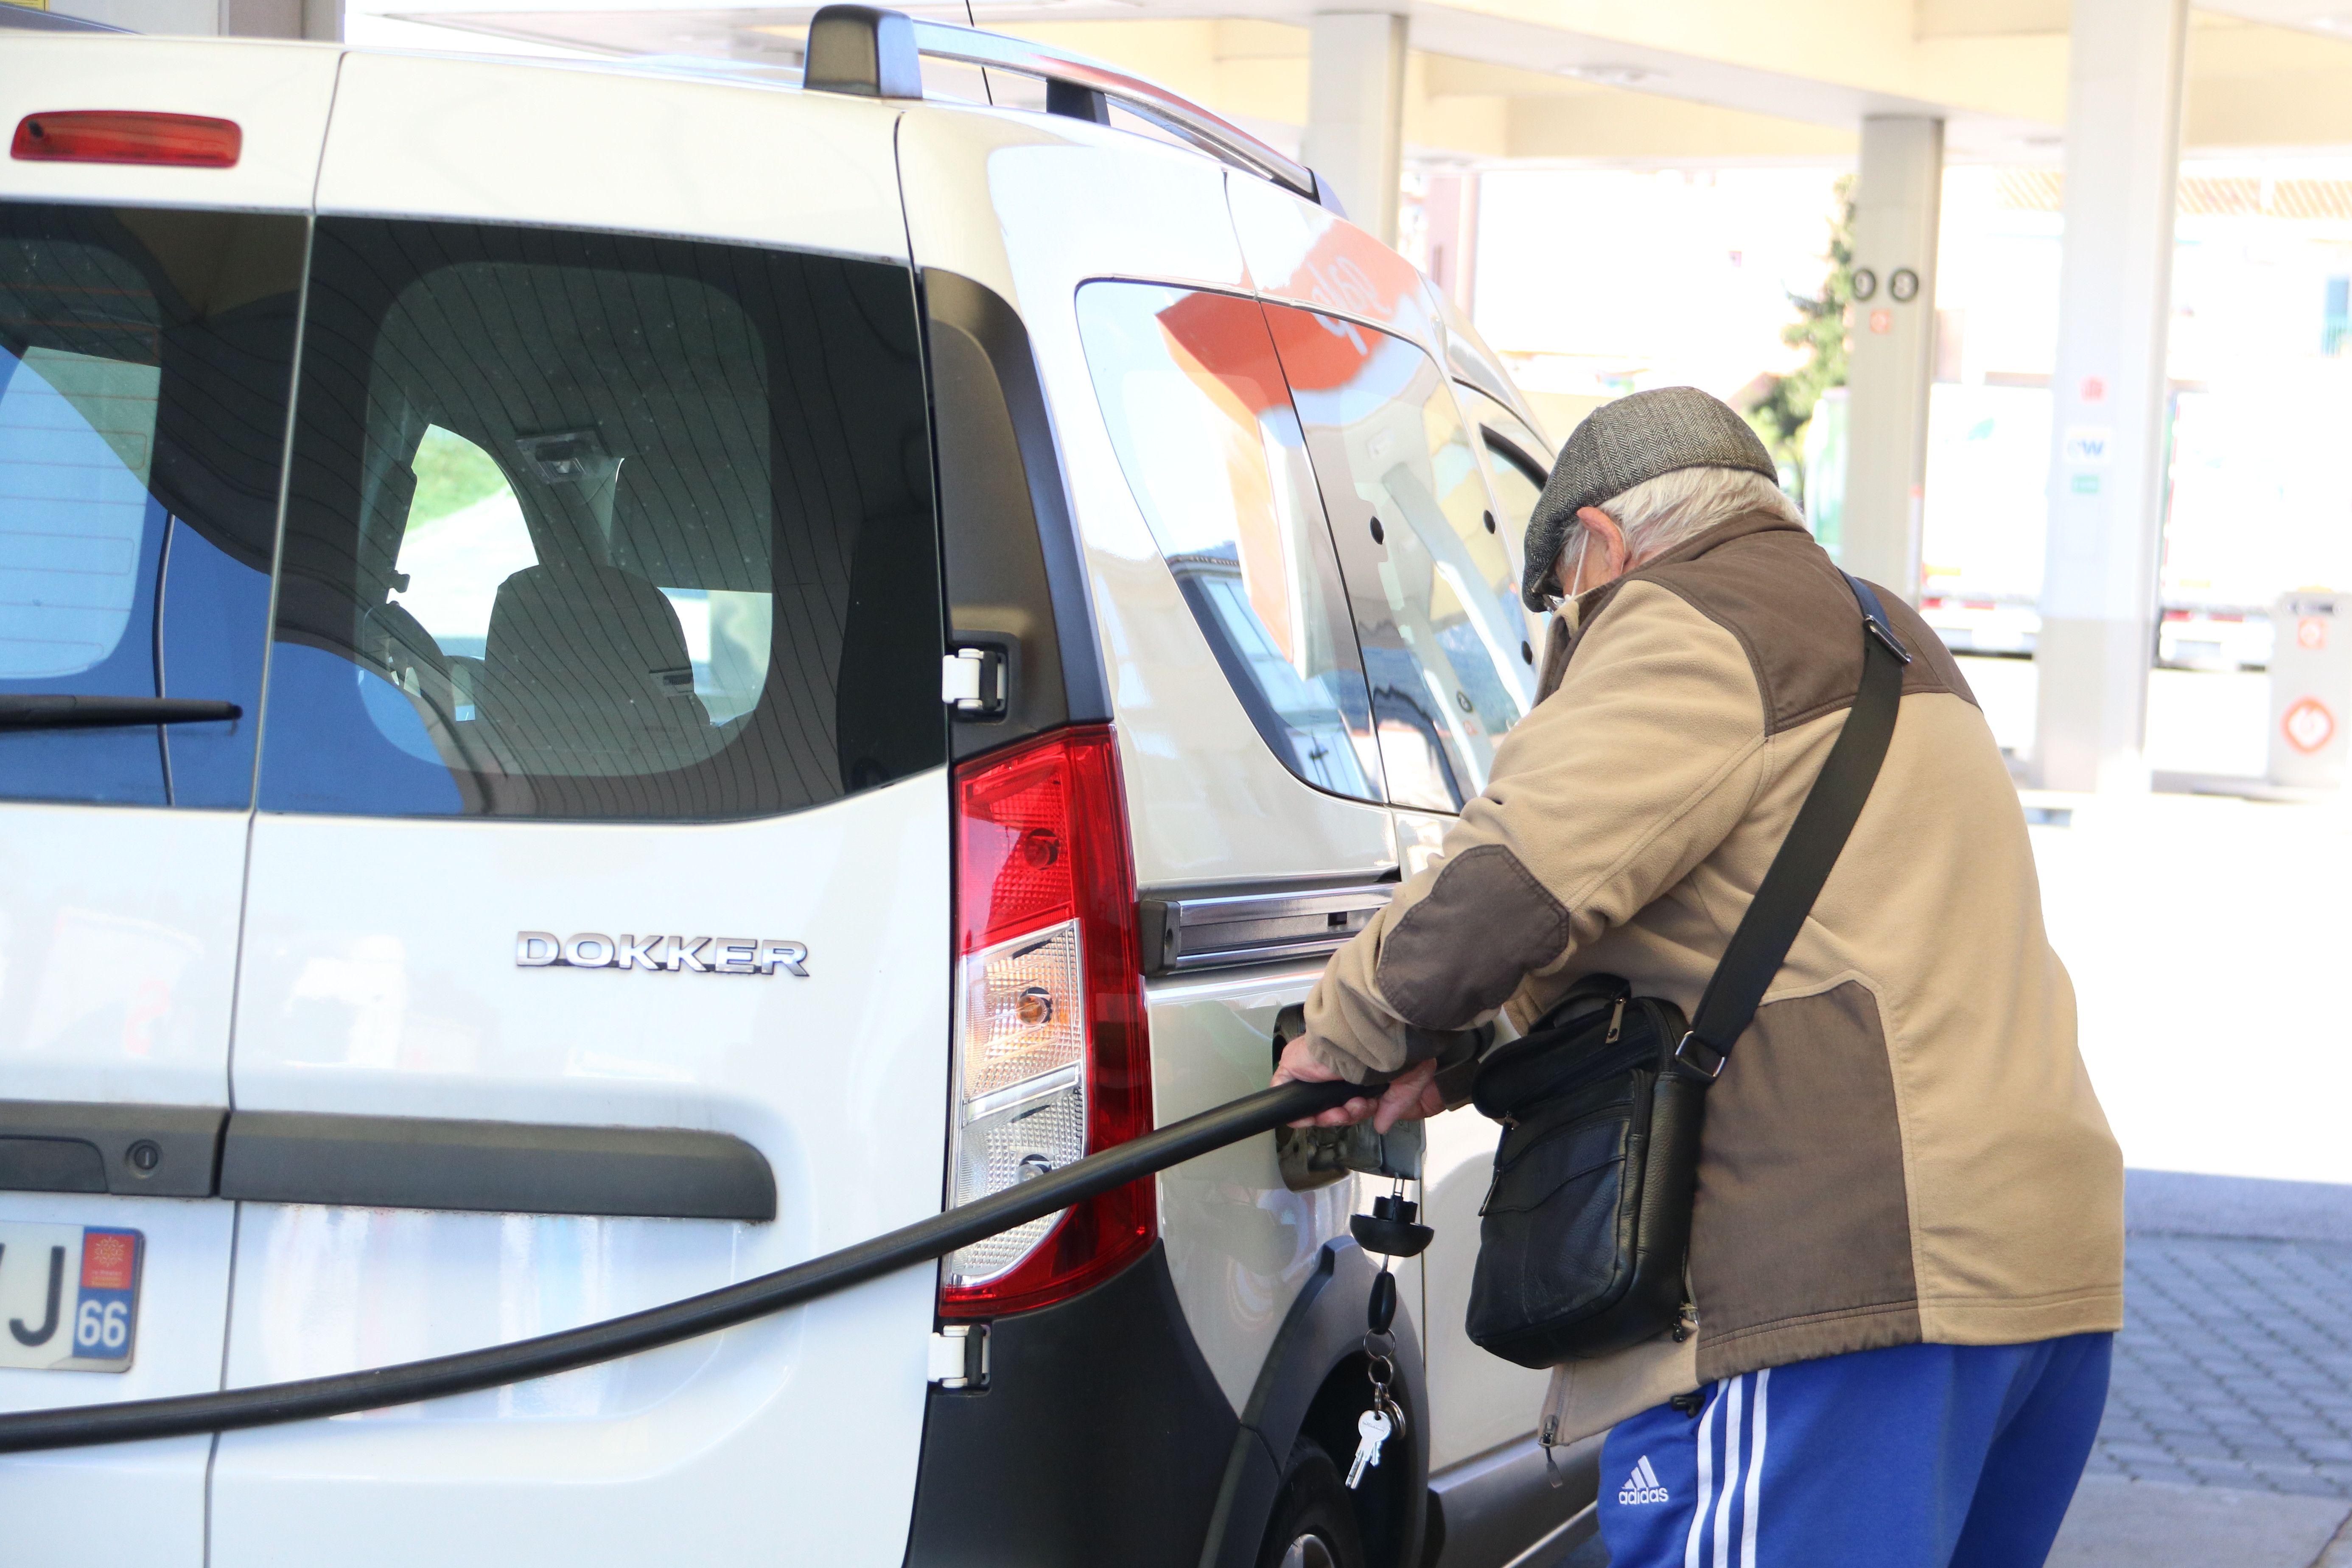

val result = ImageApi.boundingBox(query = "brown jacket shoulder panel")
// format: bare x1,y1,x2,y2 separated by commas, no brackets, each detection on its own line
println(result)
1575,514,1976,734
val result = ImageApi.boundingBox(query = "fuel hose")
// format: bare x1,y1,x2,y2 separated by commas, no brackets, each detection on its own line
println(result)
0,1077,1361,1455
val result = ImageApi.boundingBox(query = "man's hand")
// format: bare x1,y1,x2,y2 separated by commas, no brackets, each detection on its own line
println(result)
1273,1036,1446,1134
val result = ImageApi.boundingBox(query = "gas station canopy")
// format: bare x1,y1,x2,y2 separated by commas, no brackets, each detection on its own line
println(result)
375,0,2352,167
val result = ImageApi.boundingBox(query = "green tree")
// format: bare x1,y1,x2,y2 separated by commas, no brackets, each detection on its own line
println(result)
406,425,514,529
1743,174,1855,508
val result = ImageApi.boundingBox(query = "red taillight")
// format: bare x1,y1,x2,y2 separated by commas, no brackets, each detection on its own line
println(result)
940,725,1154,1319
11,112,242,168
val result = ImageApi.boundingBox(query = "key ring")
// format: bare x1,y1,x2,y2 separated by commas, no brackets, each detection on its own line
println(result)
1362,1347,1406,1438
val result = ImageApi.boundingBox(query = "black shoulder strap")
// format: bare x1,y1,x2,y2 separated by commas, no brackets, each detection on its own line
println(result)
1673,573,1910,1080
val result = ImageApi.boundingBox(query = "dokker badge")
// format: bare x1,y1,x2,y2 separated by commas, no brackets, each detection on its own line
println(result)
516,932,809,976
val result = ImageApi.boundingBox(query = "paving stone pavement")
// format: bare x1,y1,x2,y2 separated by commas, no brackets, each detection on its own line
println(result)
2047,1476,2351,1568
2087,1233,2352,1500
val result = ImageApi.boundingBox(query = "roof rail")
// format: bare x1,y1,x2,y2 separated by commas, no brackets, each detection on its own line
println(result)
802,3,1341,214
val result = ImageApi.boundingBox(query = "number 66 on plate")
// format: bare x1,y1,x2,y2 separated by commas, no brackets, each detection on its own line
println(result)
0,1224,144,1373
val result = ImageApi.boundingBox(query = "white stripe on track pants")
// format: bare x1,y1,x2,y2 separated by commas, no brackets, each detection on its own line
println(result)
1596,1333,2112,1568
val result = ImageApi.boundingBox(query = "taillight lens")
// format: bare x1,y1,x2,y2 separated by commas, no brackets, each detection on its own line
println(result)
940,725,1154,1317
11,112,242,168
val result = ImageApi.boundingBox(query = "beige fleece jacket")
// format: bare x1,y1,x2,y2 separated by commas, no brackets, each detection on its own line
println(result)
1302,511,2123,1383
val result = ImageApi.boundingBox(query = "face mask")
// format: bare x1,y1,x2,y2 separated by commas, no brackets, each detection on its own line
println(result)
1557,528,1593,634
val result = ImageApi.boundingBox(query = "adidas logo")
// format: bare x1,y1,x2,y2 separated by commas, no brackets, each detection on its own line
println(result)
1617,1455,1670,1506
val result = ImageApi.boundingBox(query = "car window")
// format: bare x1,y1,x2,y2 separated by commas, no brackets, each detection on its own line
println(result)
0,204,300,808
386,425,537,667
1075,282,1383,803
1459,384,1550,550
0,346,158,681
260,219,942,820
1263,303,1534,812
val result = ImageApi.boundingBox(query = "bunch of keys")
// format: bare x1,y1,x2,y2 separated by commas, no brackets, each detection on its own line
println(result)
1345,1180,1431,1492
1347,1358,1407,1489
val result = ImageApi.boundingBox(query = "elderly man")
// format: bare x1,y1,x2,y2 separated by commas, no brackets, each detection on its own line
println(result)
1274,388,2122,1568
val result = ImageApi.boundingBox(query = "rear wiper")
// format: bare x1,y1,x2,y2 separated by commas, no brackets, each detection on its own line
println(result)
0,695,242,731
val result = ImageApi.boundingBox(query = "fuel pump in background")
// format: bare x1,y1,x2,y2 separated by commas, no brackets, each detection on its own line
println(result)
2268,592,2352,788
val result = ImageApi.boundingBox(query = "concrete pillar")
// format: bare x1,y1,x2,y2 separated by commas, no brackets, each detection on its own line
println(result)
2032,0,2190,794
1422,171,1480,312
50,0,217,31
51,0,335,36
1305,11,1408,246
1840,115,1943,604
222,0,299,34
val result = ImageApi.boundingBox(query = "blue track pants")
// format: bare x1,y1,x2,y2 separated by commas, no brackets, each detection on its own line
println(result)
1597,1333,2113,1568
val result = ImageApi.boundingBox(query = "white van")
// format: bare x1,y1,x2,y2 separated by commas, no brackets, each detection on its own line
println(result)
0,12,1588,1565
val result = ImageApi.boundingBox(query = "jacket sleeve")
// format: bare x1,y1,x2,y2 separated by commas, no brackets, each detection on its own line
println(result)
1299,582,1770,1082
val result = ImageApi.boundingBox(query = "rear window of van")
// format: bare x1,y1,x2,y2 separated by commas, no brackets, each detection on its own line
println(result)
260,219,944,821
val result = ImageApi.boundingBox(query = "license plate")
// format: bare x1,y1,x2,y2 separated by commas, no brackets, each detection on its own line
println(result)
0,1223,143,1372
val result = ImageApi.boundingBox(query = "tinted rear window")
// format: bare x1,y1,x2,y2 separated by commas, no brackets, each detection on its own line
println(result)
260,219,943,820
0,204,299,808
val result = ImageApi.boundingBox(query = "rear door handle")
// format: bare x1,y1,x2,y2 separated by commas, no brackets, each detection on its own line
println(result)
0,1102,774,1221
0,1101,225,1198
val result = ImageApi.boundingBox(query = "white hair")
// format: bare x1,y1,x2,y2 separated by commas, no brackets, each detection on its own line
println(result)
1571,466,1800,571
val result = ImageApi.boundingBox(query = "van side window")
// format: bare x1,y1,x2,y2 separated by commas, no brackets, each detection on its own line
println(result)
1264,304,1535,812
1459,386,1550,549
0,204,301,809
1075,282,1383,803
260,220,942,821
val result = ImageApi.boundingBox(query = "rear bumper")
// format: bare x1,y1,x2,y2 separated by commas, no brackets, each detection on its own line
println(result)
903,1240,1236,1567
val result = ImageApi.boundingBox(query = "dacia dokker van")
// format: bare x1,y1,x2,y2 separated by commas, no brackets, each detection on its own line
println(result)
0,11,1590,1564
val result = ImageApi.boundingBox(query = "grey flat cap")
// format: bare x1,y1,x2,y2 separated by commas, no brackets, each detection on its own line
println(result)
1520,386,1778,610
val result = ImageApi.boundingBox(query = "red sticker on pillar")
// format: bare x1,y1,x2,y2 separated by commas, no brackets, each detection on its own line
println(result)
2284,696,2336,754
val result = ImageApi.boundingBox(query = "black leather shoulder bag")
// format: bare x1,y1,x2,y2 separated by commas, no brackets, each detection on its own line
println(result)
1464,572,1910,1369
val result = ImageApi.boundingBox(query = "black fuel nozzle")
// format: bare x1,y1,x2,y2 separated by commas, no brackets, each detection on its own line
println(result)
1349,1193,1433,1260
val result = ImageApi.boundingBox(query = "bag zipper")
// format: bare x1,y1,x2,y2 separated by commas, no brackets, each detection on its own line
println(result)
1603,996,1626,1045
